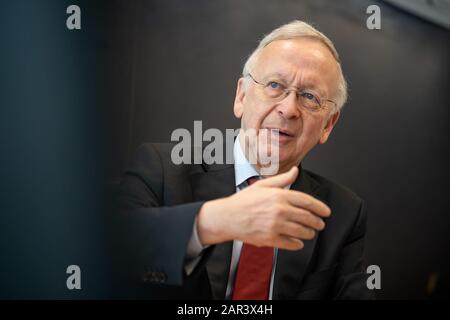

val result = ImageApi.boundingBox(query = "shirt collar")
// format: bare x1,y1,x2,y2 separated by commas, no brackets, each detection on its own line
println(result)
233,133,298,190
233,134,260,188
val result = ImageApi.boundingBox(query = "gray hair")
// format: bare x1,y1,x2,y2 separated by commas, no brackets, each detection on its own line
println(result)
242,20,347,113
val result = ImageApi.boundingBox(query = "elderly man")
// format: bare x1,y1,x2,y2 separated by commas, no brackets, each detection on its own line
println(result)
116,20,373,299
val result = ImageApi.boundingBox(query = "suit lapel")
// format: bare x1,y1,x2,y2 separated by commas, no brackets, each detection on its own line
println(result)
273,166,321,299
190,163,236,300
189,163,322,300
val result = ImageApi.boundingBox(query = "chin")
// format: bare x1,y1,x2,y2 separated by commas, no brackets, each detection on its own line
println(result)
279,150,302,167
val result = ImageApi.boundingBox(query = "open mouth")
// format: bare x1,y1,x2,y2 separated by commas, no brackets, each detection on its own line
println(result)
264,127,294,138
278,130,292,137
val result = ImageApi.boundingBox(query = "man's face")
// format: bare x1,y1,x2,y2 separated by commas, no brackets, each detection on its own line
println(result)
234,37,342,174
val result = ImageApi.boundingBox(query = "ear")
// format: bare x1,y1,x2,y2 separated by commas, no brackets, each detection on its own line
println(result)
233,77,246,119
319,111,340,144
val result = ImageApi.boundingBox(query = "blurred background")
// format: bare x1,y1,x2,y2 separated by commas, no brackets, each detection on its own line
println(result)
1,0,449,299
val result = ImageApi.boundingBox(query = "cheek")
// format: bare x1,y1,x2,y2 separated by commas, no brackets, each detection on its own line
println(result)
295,118,324,147
306,115,326,135
241,110,258,131
243,100,274,129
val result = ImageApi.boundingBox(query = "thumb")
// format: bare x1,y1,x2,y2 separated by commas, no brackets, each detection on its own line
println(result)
257,166,299,188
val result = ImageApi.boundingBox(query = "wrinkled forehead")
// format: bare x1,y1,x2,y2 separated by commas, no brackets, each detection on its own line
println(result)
254,38,340,90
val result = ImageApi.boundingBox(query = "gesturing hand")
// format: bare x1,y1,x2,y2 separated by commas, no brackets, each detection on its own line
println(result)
197,166,331,250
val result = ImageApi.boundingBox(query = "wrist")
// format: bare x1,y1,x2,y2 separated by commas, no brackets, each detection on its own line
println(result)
197,198,231,245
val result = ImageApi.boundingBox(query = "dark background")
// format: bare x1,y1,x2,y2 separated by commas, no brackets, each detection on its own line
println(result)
1,0,449,299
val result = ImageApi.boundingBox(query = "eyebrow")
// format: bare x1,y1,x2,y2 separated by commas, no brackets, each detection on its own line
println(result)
262,72,289,81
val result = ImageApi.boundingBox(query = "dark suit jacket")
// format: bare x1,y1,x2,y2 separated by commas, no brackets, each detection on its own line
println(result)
111,143,374,299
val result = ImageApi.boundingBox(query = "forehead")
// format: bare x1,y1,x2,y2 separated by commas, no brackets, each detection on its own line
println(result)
254,38,340,91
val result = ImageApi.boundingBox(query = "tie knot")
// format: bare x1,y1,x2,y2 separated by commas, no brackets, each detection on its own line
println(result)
246,176,259,186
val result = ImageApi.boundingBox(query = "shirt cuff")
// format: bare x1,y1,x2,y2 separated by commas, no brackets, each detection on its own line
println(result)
185,216,209,275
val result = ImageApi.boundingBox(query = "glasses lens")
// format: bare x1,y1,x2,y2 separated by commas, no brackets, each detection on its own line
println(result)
299,92,321,111
263,82,285,99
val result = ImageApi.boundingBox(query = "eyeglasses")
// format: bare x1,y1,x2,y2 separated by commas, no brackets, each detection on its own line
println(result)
246,73,337,112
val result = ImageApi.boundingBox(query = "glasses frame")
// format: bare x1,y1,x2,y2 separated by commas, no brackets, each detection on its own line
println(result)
246,73,337,112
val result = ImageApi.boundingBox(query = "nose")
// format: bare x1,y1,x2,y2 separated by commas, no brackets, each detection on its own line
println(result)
276,91,301,120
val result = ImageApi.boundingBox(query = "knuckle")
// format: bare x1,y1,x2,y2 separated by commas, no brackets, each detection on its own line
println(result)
308,215,323,230
299,209,310,220
307,228,316,239
272,204,284,217
314,214,325,228
290,239,304,250
288,239,304,251
268,218,279,233
293,225,304,238
302,196,313,208
300,210,312,224
298,226,315,240
298,240,304,249
317,219,325,230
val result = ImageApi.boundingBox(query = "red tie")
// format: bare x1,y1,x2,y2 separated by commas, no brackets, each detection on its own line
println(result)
231,177,274,300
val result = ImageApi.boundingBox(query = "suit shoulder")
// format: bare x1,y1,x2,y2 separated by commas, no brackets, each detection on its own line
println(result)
303,169,367,241
303,169,364,207
130,142,205,176
130,142,178,167
134,142,175,159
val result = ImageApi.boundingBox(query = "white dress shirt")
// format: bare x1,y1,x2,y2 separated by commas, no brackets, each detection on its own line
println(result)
185,134,290,300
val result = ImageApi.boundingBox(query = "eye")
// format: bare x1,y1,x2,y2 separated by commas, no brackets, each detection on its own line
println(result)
268,81,281,89
301,92,316,101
